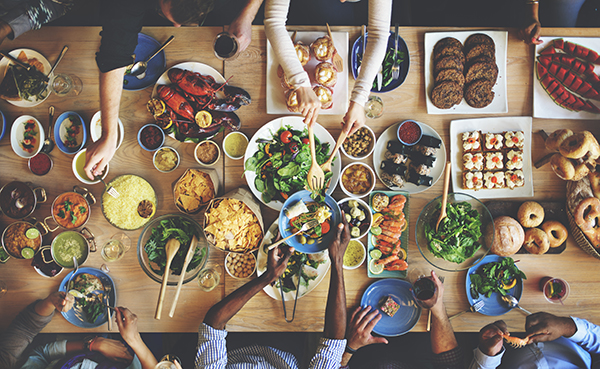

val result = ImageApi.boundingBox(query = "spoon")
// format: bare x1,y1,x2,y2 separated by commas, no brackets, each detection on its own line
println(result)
435,162,452,232
129,35,175,79
169,235,198,318
41,106,55,153
501,294,532,315
155,238,180,320
66,256,79,296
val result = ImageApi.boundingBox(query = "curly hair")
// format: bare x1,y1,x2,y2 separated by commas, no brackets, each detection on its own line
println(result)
168,0,214,25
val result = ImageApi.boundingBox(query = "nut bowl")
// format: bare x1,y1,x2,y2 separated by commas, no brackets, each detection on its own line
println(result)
340,125,376,160
415,192,493,272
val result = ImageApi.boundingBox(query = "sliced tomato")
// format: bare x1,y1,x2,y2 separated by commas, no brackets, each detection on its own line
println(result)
564,72,576,88
320,221,330,234
301,138,309,145
538,55,552,67
553,38,565,50
579,81,593,94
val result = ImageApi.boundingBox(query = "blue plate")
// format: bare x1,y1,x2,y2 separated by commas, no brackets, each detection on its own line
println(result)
279,190,341,254
360,279,421,337
54,111,86,155
0,110,5,141
58,267,116,328
351,31,410,93
123,33,167,91
465,255,524,316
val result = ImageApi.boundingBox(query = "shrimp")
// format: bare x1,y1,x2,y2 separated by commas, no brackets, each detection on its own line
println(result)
380,225,403,233
381,229,402,238
374,244,393,254
375,255,399,266
382,220,405,228
501,332,532,348
376,239,398,249
385,259,408,271
376,234,398,244
391,242,402,256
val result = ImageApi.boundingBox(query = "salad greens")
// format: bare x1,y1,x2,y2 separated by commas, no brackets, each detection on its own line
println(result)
470,257,526,298
11,64,48,101
274,251,327,293
357,46,405,89
78,294,105,323
244,126,333,204
144,217,207,276
424,201,482,264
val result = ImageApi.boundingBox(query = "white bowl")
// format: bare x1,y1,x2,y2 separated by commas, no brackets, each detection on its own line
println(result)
340,125,376,160
195,140,221,166
339,162,376,199
10,115,44,158
225,252,257,279
223,131,249,160
153,146,180,173
343,239,366,270
72,149,109,185
337,197,372,240
89,111,125,149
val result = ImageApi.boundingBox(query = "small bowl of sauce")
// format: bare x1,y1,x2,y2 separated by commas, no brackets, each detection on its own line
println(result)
397,120,422,146
28,152,53,176
223,131,249,160
153,146,180,173
343,240,366,270
138,124,165,151
195,140,220,166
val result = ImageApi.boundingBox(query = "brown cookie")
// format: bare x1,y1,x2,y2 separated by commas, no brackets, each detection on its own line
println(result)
465,79,495,108
465,33,495,50
431,81,463,109
434,45,465,64
434,56,464,75
466,44,495,64
466,55,496,68
434,37,463,54
435,68,465,88
465,60,499,85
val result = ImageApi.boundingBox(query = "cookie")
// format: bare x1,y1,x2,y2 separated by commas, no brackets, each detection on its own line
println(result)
465,60,499,85
431,81,463,109
434,37,463,54
465,79,494,108
434,45,465,64
465,33,495,50
434,56,464,75
466,44,495,64
435,68,465,88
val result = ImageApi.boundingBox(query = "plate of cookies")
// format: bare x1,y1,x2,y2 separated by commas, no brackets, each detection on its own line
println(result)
449,117,533,199
424,31,508,114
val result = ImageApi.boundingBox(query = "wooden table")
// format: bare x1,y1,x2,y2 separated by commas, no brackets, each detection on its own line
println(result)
1,25,600,334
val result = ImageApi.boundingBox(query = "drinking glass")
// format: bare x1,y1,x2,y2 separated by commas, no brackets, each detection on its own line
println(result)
407,267,437,307
197,264,222,292
0,280,7,297
365,95,384,119
213,32,240,60
540,277,570,304
101,232,131,262
50,73,82,97
154,354,182,369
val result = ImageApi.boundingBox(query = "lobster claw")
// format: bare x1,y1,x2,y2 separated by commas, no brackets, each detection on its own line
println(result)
209,86,252,112
209,111,241,131
157,85,195,121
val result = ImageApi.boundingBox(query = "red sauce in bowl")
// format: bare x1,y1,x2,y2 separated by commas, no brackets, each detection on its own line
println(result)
397,121,422,145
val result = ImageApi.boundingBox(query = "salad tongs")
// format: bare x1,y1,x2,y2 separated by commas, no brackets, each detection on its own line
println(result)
280,265,302,323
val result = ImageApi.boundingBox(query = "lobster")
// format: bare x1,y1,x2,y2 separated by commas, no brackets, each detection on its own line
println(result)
157,84,195,121
174,110,240,139
167,68,251,112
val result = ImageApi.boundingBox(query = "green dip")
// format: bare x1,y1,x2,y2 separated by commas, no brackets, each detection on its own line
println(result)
224,132,248,159
52,231,88,267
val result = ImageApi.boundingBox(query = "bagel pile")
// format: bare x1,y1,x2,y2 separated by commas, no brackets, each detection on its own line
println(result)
547,129,600,181
567,178,600,248
517,201,568,254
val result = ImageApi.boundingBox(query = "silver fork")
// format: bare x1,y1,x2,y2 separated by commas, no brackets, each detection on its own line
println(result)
448,300,485,320
391,23,400,80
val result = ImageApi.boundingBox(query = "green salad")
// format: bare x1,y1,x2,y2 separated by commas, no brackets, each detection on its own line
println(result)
144,217,207,276
470,257,526,298
424,201,482,264
274,251,327,293
244,126,333,203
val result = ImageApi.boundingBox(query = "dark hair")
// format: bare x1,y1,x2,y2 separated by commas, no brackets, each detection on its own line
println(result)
168,0,214,25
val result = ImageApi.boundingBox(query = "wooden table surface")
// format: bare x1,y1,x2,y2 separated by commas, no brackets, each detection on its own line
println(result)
1,25,600,334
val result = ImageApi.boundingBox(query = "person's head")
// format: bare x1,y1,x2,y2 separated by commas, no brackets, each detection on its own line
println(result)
158,0,214,27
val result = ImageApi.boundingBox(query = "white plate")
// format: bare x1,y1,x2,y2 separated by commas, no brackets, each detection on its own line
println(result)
267,31,349,115
533,36,600,120
10,115,44,158
256,220,330,301
0,49,51,107
89,111,125,149
449,116,533,199
424,30,508,114
244,116,341,211
373,121,446,194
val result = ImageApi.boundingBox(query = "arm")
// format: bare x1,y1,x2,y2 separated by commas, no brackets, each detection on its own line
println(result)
340,306,388,366
115,307,157,369
228,0,264,52
0,0,73,42
518,1,542,45
264,0,319,127
468,320,507,369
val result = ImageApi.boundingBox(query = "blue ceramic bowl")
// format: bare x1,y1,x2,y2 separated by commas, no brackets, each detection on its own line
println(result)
137,123,165,152
279,190,341,254
54,111,86,154
0,110,6,141
397,120,423,146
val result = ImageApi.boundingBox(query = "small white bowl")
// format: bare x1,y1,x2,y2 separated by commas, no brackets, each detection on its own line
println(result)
72,149,109,185
225,252,257,280
195,140,221,166
153,146,180,173
223,131,249,160
90,111,125,149
10,115,44,159
337,197,372,240
340,125,376,160
343,240,366,270
339,162,376,199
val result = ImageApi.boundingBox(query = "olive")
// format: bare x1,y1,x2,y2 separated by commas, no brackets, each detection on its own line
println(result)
307,238,315,244
298,235,307,244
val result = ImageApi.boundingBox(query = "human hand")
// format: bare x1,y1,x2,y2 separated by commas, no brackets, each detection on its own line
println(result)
328,210,351,266
478,320,507,357
227,17,252,53
342,101,366,136
526,312,577,342
115,307,142,346
92,337,133,363
265,243,294,283
296,86,320,127
346,306,388,350
84,137,116,180
518,20,542,45
420,271,444,313
47,291,74,312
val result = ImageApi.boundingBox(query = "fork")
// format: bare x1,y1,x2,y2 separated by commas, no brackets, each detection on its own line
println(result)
326,23,344,72
268,219,320,251
97,176,120,198
321,130,347,173
306,123,325,192
391,23,400,80
448,300,485,320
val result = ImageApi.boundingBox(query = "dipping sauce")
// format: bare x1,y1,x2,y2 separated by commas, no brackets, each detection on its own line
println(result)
140,125,163,150
397,120,422,145
341,164,373,195
196,141,219,165
224,132,248,159
29,152,52,175
154,147,178,172
51,231,88,267
343,240,365,268
53,192,89,229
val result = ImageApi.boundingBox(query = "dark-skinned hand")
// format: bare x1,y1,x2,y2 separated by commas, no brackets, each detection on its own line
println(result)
346,306,388,350
526,312,577,343
478,320,507,357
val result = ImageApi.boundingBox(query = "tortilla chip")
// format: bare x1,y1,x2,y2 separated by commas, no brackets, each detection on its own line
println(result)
204,197,263,253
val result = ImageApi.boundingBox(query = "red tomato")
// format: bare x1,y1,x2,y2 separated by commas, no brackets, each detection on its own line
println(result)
280,130,292,144
302,138,309,145
321,221,330,234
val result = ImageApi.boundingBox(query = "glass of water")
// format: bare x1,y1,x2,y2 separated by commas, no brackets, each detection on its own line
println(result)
154,355,182,369
50,73,82,96
365,95,384,119
101,232,131,262
198,264,222,292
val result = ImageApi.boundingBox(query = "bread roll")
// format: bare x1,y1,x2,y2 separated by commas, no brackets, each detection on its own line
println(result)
487,216,524,256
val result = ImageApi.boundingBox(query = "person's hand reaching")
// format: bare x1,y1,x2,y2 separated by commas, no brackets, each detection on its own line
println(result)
478,320,507,357
265,242,294,284
92,337,134,363
526,312,577,343
346,306,388,351
342,101,366,136
47,291,74,312
228,17,252,53
296,86,321,127
518,19,542,45
84,136,116,180
328,210,351,266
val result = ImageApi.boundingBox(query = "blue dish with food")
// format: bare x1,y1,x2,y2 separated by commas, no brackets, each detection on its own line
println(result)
54,111,86,154
279,190,341,254
123,33,167,91
351,31,410,92
0,110,6,141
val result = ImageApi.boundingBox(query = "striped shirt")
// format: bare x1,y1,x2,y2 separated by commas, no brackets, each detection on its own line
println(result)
196,323,346,369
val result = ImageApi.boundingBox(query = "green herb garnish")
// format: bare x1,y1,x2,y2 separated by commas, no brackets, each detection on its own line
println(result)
469,257,526,298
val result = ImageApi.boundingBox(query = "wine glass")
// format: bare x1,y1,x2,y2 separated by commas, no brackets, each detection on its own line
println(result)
197,264,222,292
154,354,182,369
50,73,82,97
101,232,131,262
407,267,437,307
365,95,384,119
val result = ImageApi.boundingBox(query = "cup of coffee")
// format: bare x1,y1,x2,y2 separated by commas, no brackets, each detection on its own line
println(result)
213,32,239,60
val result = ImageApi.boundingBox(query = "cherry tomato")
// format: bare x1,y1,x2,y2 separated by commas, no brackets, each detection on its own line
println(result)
288,142,299,153
302,138,310,145
280,130,293,144
321,221,330,234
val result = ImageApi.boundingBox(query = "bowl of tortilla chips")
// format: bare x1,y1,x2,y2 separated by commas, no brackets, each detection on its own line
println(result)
172,169,218,214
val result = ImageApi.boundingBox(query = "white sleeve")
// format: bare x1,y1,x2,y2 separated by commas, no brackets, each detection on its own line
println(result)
264,0,311,90
468,347,504,369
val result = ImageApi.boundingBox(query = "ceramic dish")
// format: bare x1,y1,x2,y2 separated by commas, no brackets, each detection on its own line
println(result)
0,48,51,107
351,31,410,92
225,252,257,279
137,123,165,151
266,31,349,115
72,149,109,185
343,239,366,270
340,125,376,160
153,146,180,173
195,140,221,166
123,33,167,91
54,111,86,154
373,121,446,193
339,162,376,199
10,115,44,158
223,131,248,160
89,111,125,150
0,110,6,141
424,30,508,114
449,116,533,199
338,197,372,240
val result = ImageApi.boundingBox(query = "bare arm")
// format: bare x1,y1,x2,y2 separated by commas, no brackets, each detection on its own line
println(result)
518,2,542,45
427,271,458,354
228,0,263,52
115,307,157,369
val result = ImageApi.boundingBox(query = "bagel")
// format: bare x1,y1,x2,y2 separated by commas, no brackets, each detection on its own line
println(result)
517,201,545,228
589,172,600,200
546,129,573,151
523,228,550,254
551,154,575,180
566,177,594,214
487,216,525,256
540,220,568,248
560,132,593,159
574,197,600,232
572,160,591,181
584,131,600,160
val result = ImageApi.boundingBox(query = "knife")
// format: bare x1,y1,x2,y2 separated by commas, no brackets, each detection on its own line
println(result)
377,65,383,91
358,25,366,75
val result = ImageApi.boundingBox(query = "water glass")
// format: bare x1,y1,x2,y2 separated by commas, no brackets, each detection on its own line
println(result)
198,264,222,292
50,73,82,97
101,232,131,262
407,267,437,307
154,355,182,369
213,32,240,60
540,277,570,304
365,95,384,119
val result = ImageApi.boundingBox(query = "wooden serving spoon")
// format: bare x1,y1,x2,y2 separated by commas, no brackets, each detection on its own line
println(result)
169,235,198,318
435,162,452,232
155,238,180,320
326,23,344,72
321,130,347,173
